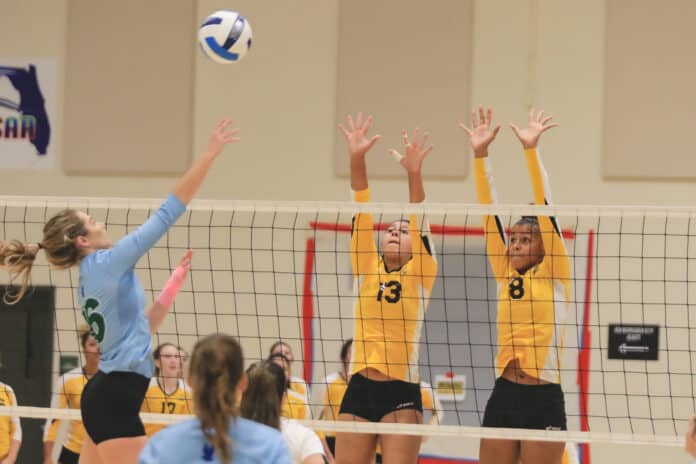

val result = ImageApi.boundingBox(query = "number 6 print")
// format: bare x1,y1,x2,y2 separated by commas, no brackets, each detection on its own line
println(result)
82,298,106,343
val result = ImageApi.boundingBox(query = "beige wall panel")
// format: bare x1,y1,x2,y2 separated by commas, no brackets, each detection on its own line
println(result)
334,1,473,179
603,0,696,179
64,0,196,175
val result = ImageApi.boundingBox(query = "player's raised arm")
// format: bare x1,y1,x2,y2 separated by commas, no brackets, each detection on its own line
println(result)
173,119,239,205
459,107,507,279
339,113,380,277
339,112,380,192
392,127,437,285
510,109,569,281
391,127,433,204
107,120,239,276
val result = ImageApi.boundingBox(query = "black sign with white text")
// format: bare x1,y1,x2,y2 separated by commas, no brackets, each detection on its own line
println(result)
608,324,659,360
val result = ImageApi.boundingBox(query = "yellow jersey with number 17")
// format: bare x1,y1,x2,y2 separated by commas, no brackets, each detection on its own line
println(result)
349,188,438,383
140,378,194,436
474,150,571,384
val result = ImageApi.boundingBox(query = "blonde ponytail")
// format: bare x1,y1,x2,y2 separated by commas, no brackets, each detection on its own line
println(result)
190,335,243,464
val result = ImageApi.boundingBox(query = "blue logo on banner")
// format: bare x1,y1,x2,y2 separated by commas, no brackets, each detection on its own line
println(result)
0,64,51,155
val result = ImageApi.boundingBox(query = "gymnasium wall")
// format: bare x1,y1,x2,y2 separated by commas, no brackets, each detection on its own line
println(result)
0,1,695,205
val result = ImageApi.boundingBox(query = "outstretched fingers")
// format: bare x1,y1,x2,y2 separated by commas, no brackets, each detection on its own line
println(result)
362,114,374,134
347,114,355,132
458,122,473,137
478,106,487,127
365,134,381,151
222,127,240,142
338,124,350,140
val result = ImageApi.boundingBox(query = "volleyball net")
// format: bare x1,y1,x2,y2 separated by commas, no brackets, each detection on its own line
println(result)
0,196,693,452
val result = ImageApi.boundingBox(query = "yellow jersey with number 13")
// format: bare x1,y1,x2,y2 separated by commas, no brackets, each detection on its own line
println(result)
349,188,438,383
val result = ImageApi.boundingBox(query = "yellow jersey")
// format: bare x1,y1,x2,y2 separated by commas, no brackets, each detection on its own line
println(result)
281,388,310,420
43,368,89,454
140,378,193,436
0,381,21,457
289,375,310,406
316,372,349,438
474,149,571,383
350,189,438,383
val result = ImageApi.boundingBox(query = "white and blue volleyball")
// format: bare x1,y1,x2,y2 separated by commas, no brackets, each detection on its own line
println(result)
198,10,253,64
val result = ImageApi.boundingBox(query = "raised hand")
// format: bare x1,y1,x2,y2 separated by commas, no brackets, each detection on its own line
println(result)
206,118,240,158
390,128,433,174
339,112,381,159
510,108,558,149
459,106,501,158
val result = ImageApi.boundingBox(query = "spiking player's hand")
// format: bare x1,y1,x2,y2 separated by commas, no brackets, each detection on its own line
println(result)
206,119,240,158
510,108,559,150
390,128,433,174
459,106,500,158
339,113,381,159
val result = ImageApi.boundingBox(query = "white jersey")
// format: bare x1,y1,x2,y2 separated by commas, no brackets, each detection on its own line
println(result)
280,418,324,464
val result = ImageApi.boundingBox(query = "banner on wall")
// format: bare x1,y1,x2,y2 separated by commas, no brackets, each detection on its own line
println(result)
0,57,55,168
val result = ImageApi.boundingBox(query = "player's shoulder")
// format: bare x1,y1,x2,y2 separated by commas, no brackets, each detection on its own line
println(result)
323,371,341,383
0,381,14,393
147,377,160,389
60,368,87,385
82,249,112,268
287,389,307,406
179,379,193,394
290,375,307,386
176,379,194,398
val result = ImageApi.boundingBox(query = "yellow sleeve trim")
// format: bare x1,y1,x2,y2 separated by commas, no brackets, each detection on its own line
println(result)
353,188,370,203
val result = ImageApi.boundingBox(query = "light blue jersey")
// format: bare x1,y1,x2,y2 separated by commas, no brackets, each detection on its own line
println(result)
78,194,186,378
139,417,292,464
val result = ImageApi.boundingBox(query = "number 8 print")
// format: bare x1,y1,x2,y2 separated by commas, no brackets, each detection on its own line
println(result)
508,277,525,300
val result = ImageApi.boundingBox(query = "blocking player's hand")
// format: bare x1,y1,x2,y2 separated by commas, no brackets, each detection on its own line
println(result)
391,128,433,175
339,113,381,159
459,106,500,158
510,108,558,150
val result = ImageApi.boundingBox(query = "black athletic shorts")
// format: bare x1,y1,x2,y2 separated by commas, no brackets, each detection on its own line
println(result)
58,446,79,464
339,373,422,422
81,370,150,444
482,377,567,430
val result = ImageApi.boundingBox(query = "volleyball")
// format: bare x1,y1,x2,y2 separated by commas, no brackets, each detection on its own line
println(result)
198,10,253,64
